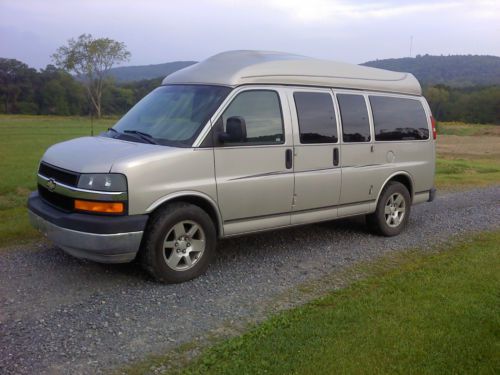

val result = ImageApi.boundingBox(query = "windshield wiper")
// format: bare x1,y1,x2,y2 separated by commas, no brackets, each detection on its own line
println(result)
123,130,159,145
107,127,119,133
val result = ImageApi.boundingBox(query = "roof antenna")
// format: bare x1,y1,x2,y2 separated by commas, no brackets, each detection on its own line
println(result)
409,35,413,58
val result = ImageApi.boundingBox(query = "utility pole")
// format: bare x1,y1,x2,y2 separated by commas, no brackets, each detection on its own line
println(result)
89,104,94,136
409,35,413,58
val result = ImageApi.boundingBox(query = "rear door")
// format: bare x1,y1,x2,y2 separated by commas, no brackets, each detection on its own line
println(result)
212,87,295,235
287,88,342,224
335,91,375,212
368,94,434,195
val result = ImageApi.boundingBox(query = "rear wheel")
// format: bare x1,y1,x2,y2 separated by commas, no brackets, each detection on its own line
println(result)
367,181,411,236
141,202,216,283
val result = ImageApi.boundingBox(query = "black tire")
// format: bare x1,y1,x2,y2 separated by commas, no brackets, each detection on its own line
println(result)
140,202,216,283
366,181,411,237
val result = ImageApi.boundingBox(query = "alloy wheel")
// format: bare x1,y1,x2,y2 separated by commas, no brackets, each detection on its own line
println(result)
162,220,206,271
384,193,406,227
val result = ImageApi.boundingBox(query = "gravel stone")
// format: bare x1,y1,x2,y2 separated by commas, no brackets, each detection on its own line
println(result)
0,186,499,374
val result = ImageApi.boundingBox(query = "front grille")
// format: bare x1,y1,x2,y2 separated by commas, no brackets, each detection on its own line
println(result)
38,185,74,212
37,162,127,215
38,162,80,187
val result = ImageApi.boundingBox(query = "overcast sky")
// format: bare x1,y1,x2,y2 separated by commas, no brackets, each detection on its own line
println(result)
1,0,499,69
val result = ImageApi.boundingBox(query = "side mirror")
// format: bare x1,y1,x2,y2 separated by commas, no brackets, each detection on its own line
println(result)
218,116,247,143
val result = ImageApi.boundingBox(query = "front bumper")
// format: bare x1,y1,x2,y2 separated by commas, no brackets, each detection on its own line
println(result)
28,192,148,263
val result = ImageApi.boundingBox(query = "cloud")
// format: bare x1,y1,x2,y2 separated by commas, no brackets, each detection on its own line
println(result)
272,0,458,22
0,0,499,68
216,0,499,23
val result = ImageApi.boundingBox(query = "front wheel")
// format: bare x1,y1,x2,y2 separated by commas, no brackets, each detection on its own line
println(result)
367,181,411,236
140,202,216,283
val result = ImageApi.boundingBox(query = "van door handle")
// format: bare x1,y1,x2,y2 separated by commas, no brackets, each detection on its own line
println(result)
285,149,293,169
333,147,339,166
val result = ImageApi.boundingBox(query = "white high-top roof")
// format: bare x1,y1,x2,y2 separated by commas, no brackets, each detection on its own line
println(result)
163,50,422,96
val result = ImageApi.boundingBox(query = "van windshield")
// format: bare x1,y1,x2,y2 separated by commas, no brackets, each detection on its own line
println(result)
108,85,231,147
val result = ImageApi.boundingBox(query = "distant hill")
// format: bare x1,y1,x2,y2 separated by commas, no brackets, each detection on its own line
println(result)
106,55,500,87
106,61,196,82
362,55,500,87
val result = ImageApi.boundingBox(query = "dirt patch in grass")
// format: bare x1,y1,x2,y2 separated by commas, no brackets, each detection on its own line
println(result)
435,133,500,190
437,134,500,159
436,122,500,136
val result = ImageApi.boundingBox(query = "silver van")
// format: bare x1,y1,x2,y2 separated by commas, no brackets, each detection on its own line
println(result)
28,50,436,283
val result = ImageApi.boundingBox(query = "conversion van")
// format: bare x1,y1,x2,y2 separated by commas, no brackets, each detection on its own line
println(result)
28,50,436,283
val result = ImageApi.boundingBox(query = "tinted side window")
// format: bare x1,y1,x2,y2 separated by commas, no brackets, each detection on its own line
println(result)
337,94,371,142
221,90,284,145
370,96,429,141
294,92,338,144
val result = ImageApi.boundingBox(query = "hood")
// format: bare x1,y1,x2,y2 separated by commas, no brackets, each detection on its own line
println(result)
41,136,177,173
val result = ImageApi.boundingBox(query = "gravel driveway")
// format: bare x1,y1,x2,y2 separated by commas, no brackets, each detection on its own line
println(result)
1,186,499,374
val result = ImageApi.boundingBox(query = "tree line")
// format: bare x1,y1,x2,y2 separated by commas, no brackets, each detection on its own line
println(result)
363,54,500,87
423,85,500,124
0,57,160,116
1,57,499,124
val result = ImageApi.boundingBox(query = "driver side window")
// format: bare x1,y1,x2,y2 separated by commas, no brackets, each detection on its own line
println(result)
217,90,284,146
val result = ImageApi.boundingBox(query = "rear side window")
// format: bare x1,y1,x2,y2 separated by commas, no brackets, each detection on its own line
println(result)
370,96,429,141
337,94,371,142
294,92,338,144
221,90,284,145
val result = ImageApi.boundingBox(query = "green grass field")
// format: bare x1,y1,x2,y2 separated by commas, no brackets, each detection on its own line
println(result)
435,122,500,190
0,116,498,248
436,157,500,189
0,115,115,248
125,231,499,375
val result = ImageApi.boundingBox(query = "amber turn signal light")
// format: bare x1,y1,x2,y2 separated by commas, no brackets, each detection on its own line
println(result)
74,200,124,213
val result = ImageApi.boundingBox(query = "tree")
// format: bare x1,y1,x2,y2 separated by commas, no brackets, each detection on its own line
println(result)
101,81,134,115
424,85,450,120
52,34,130,118
0,58,37,113
37,65,87,115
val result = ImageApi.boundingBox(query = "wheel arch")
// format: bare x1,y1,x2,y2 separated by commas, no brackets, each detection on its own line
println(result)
375,172,414,206
146,191,223,237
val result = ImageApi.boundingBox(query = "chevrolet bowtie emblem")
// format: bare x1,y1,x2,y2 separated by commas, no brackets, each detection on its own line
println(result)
46,178,57,192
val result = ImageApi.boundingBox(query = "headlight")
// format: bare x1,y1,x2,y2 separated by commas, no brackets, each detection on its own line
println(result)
77,174,127,192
